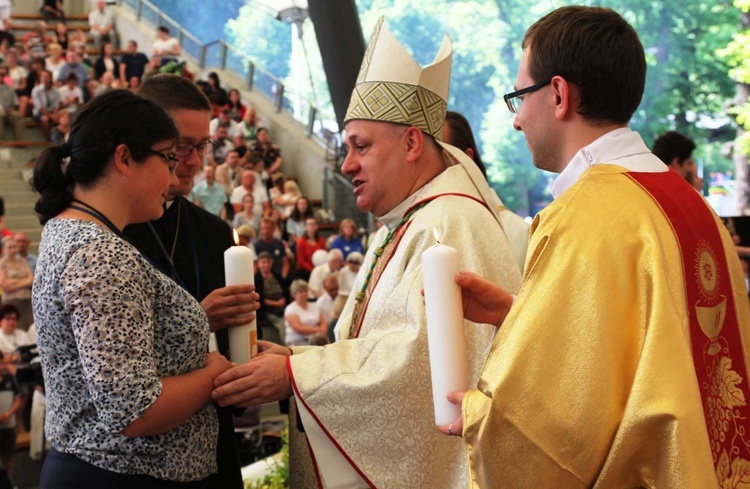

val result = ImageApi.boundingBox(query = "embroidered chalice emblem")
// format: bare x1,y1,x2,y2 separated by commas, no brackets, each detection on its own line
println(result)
694,242,726,355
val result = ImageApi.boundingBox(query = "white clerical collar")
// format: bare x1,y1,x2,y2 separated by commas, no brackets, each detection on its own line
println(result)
551,127,662,199
377,178,438,231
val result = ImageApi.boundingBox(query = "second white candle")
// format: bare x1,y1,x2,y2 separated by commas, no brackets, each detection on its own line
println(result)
422,237,469,426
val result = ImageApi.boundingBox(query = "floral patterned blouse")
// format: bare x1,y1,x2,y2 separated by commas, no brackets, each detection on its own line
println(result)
32,219,217,482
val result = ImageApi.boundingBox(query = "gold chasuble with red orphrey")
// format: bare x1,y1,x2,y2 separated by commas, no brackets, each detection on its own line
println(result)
464,165,750,488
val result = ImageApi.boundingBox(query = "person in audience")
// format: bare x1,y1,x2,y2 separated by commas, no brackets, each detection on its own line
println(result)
88,0,115,49
284,279,326,347
57,50,90,95
230,169,269,217
316,274,340,341
123,75,256,489
23,56,45,110
335,250,361,313
13,232,36,274
94,41,119,81
285,196,314,243
0,199,11,239
224,88,245,122
201,72,228,112
273,180,301,219
49,105,70,145
119,40,149,89
215,149,242,195
4,51,27,117
0,303,31,359
206,124,234,166
44,42,65,82
57,72,83,113
443,110,529,272
330,218,364,259
255,251,288,343
93,70,115,97
209,107,238,138
308,248,342,299
652,130,697,182
235,225,254,247
192,165,227,218
0,65,23,141
31,89,235,487
0,3,9,23
22,22,47,57
0,19,14,49
0,353,21,486
152,26,181,66
254,217,288,278
0,236,33,330
68,29,87,52
233,106,259,149
30,69,61,140
232,193,259,235
40,0,64,24
248,127,282,178
295,217,325,281
53,21,68,50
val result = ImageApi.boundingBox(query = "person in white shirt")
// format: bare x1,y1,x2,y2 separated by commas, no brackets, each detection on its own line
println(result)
57,72,83,113
283,280,326,347
88,0,115,49
152,26,180,65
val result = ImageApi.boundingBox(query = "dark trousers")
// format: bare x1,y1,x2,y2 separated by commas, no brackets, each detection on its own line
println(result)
40,449,210,489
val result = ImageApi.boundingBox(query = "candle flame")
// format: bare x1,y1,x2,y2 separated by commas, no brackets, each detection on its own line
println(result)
433,227,441,244
233,229,240,245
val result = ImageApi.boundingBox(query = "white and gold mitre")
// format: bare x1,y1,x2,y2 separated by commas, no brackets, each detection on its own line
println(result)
344,17,452,140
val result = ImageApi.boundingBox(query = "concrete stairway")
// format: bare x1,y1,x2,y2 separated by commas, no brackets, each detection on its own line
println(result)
0,138,47,255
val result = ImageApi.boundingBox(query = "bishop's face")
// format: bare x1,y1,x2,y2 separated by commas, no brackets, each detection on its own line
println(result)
341,119,409,217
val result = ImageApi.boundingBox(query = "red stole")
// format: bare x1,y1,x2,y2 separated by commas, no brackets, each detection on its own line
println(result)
629,171,750,474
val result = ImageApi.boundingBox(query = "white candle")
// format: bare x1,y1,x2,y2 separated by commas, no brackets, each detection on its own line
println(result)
224,245,257,363
422,231,469,426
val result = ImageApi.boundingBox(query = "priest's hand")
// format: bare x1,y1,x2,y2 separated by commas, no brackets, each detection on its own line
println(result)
455,271,514,328
437,390,466,437
257,340,292,357
201,284,260,332
211,353,292,407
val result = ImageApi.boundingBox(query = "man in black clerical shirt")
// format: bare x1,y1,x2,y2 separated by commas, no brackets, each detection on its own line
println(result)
123,74,257,489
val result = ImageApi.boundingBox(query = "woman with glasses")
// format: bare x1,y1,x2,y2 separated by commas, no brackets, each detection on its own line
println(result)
31,90,232,488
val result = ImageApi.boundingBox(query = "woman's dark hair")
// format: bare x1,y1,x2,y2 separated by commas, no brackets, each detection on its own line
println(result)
32,89,178,224
208,72,221,88
289,196,314,223
444,111,487,180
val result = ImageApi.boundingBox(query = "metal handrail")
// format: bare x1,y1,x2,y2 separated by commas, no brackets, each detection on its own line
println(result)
118,0,335,134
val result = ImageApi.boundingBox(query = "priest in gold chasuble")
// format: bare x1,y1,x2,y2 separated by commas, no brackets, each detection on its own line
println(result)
444,6,750,489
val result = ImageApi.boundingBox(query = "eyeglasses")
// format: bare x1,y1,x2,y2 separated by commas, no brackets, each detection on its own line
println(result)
174,140,213,157
146,149,179,174
503,80,551,114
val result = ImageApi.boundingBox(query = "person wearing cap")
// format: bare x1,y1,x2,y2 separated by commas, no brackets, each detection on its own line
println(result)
440,6,750,488
212,18,522,487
